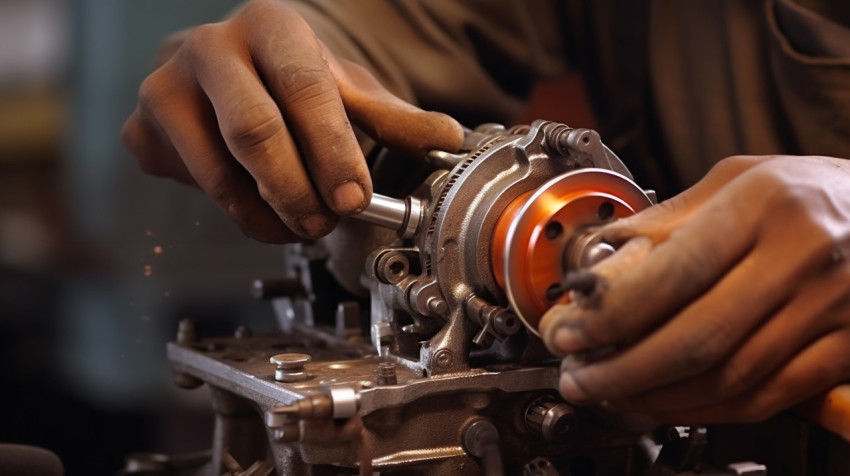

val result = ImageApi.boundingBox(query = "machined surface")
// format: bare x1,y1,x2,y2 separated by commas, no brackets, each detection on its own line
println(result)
500,168,653,334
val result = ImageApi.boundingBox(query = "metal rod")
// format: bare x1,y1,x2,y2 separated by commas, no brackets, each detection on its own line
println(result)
353,193,422,238
355,193,408,230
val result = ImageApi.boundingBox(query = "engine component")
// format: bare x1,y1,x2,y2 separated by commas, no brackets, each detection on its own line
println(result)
154,121,846,476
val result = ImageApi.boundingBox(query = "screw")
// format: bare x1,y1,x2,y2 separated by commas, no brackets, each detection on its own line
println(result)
376,362,398,386
434,349,453,369
270,353,311,382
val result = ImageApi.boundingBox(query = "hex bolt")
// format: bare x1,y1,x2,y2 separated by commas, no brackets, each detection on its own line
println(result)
270,353,311,382
376,362,398,386
375,252,410,284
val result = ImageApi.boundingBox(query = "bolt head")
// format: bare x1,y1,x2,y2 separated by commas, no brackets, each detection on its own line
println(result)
427,297,448,315
270,353,311,370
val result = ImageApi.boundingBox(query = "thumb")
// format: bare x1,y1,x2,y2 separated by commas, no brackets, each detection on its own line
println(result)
324,44,464,157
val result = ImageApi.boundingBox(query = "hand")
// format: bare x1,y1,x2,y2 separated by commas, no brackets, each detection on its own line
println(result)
121,0,463,242
539,155,850,424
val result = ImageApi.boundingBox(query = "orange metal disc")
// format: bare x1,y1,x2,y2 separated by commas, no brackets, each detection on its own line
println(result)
492,169,652,335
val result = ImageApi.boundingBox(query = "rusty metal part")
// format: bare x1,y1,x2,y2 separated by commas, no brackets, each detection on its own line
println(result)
156,121,846,475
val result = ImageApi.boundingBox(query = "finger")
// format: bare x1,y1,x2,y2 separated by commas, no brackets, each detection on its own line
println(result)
653,328,850,425
557,197,838,403
241,4,371,215
602,155,769,245
122,107,196,185
618,262,850,414
184,24,333,238
139,64,296,243
547,172,776,355
325,47,464,157
539,236,653,354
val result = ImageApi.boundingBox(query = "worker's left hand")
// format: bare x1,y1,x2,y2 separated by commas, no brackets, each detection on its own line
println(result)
539,155,850,423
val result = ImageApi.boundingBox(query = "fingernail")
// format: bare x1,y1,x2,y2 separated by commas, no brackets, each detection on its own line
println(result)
332,181,366,213
299,214,329,237
553,326,588,354
560,372,590,403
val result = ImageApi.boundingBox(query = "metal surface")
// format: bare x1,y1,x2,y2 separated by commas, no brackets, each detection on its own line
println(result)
355,194,423,238
499,169,652,334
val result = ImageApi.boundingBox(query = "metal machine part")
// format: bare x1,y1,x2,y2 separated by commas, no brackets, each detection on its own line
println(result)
157,121,847,476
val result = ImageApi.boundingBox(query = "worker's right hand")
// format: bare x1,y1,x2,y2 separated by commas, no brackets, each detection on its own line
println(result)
121,0,464,242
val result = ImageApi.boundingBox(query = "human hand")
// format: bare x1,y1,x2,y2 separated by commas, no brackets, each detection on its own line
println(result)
121,0,463,242
539,155,850,424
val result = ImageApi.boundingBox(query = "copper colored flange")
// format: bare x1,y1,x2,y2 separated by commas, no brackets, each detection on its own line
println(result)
492,169,652,335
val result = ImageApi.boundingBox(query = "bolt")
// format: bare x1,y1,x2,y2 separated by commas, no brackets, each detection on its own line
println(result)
270,353,311,382
375,252,409,284
177,318,197,344
234,325,253,339
464,420,500,458
376,362,398,386
426,297,447,315
434,349,453,369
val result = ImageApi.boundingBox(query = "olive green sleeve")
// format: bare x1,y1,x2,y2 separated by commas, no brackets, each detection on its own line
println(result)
282,0,571,124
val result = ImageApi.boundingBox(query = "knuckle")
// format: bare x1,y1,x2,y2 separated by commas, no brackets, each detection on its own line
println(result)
717,361,756,398
137,71,169,113
279,65,335,105
715,154,768,171
244,0,306,29
180,23,224,63
240,0,284,21
222,102,284,153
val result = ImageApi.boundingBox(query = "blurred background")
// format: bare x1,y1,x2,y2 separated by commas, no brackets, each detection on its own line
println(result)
0,1,591,474
0,1,283,474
